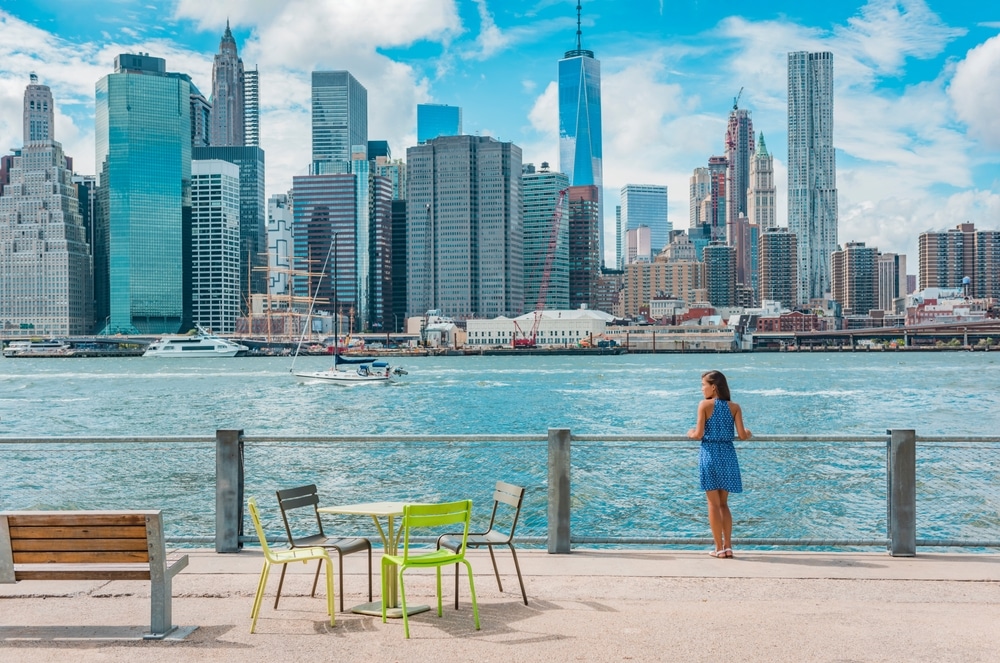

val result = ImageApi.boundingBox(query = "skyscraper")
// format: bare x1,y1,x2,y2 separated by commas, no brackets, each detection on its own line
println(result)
831,241,878,316
210,21,245,147
689,167,710,229
0,75,93,337
416,104,462,143
758,227,798,309
788,51,838,302
568,185,601,311
244,67,260,148
267,193,293,299
190,160,241,333
312,71,367,174
703,242,737,308
877,253,907,311
725,102,754,229
193,146,266,310
95,54,191,334
406,135,523,320
919,223,1000,300
747,133,776,229
559,3,603,257
707,156,728,242
618,184,669,267
522,163,569,311
291,174,357,319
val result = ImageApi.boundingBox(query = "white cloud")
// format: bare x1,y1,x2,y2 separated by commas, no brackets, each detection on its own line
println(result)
949,33,1000,149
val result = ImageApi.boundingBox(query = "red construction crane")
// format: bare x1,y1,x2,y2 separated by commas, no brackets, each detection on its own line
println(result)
513,188,568,348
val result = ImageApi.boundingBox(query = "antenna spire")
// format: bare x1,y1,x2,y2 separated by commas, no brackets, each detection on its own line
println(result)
576,2,582,51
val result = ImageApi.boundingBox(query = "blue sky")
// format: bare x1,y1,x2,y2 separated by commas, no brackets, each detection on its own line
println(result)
1,0,998,267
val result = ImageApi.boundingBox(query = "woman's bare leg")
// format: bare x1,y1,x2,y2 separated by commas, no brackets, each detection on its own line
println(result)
705,490,725,553
718,490,733,555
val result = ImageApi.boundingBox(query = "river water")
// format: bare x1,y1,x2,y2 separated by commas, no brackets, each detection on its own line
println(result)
1,352,997,548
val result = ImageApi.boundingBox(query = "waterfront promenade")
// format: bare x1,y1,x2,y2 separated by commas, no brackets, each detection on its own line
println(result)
2,548,998,662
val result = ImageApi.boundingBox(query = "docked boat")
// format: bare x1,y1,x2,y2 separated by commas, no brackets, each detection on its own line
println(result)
295,359,407,384
2,339,73,358
142,327,248,358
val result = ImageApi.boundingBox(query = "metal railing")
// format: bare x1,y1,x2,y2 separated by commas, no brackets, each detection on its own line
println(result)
2,429,998,554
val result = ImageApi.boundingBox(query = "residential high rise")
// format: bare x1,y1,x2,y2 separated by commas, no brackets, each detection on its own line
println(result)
95,54,191,334
877,253,907,312
0,75,93,337
312,71,367,174
831,241,878,316
758,227,798,309
244,67,259,148
618,184,669,269
919,223,1000,300
619,256,703,318
748,133,776,229
522,163,570,311
568,184,601,310
210,21,245,147
689,167,710,229
193,146,267,310
725,103,754,229
374,155,406,201
703,242,737,308
727,214,758,304
416,104,462,143
788,51,838,302
559,3,603,257
406,135,523,320
707,156,728,242
190,160,240,333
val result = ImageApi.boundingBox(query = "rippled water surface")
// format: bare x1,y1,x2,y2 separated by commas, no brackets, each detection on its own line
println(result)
2,352,997,548
1,351,996,436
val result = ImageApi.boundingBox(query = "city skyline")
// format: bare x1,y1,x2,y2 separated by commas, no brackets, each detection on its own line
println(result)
0,0,997,268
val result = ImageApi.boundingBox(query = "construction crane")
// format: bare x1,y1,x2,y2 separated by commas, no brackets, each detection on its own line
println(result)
513,188,569,348
733,86,743,110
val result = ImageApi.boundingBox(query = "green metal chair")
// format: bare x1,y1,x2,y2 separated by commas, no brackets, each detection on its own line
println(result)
438,481,528,608
381,500,480,639
247,497,335,633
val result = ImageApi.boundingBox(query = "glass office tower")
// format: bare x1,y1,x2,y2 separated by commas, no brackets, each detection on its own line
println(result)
95,54,190,335
311,71,367,174
559,3,603,264
416,104,462,143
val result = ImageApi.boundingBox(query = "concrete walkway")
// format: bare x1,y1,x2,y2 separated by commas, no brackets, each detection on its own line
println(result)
1,549,999,662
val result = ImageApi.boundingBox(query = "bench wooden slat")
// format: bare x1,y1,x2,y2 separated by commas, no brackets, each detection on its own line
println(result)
6,513,150,527
13,550,150,564
9,525,149,540
12,538,150,552
14,564,152,581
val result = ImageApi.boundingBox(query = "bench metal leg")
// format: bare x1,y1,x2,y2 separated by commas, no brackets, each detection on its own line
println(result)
145,575,178,640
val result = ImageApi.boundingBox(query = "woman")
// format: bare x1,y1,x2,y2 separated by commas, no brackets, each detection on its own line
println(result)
686,370,752,558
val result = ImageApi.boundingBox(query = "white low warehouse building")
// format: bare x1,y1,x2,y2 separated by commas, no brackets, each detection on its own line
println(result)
466,309,616,347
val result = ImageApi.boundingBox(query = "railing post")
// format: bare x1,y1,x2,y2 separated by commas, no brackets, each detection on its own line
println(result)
216,429,244,553
547,427,571,554
887,429,916,557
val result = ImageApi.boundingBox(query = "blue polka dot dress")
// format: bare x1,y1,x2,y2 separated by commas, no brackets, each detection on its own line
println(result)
699,399,743,493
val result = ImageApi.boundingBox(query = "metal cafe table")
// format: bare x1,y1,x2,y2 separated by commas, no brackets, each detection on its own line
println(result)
317,501,430,618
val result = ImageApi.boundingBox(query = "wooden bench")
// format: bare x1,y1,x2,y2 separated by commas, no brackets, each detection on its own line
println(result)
0,510,189,639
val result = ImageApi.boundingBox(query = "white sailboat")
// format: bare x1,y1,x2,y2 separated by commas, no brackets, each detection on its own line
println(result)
291,235,407,384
